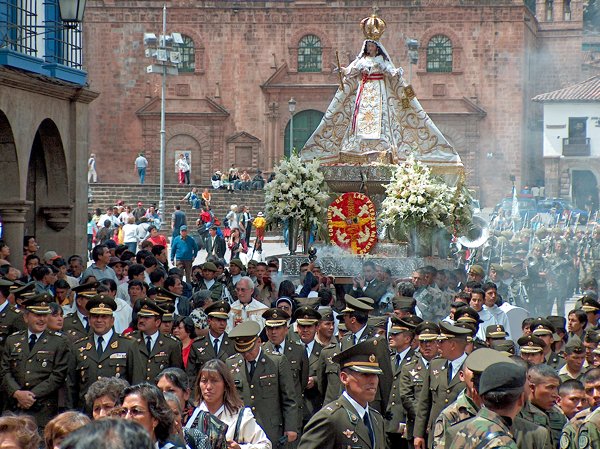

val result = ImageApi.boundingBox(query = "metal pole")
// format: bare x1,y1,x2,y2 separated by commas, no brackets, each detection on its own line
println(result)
290,112,294,154
159,4,166,221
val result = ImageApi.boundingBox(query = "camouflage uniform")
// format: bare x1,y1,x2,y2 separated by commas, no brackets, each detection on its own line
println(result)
576,407,600,449
519,400,567,448
414,286,447,322
561,408,591,449
433,390,478,449
449,407,518,449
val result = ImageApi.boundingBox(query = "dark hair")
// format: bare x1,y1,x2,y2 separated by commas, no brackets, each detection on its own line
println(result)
318,288,333,306
151,245,166,257
278,280,296,299
197,360,244,414
583,368,600,386
115,244,128,258
59,418,153,449
350,310,369,325
164,275,180,292
127,280,144,291
559,379,584,396
127,264,146,278
23,235,35,248
92,245,108,262
48,302,63,315
68,254,84,265
54,279,70,290
98,278,117,293
481,281,497,292
143,256,158,269
522,317,534,330
51,257,67,268
120,251,136,261
135,250,152,264
568,309,588,326
149,269,167,285
362,261,376,270
84,377,130,412
528,364,561,384
155,367,190,392
25,254,40,265
465,281,482,290
173,316,197,339
121,383,174,442
481,389,523,409
470,288,485,298
31,265,51,281
361,40,387,60
397,282,415,298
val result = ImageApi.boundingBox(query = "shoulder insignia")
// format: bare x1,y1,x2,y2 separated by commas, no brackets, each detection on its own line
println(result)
434,420,444,438
409,368,418,377
111,341,118,349
119,334,134,340
74,336,88,344
167,334,179,342
226,353,239,360
579,433,589,449
560,433,570,449
85,342,92,350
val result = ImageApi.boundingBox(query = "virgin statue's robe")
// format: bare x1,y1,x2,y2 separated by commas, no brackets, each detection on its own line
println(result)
300,50,463,182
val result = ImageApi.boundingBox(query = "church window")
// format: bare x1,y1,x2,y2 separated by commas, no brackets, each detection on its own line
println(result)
426,35,453,73
298,34,322,72
546,0,554,21
564,0,571,20
178,35,195,73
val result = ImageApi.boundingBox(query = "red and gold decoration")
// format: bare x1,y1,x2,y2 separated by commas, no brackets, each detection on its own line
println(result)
328,193,377,254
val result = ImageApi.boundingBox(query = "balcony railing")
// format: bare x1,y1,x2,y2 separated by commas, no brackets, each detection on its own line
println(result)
563,137,591,156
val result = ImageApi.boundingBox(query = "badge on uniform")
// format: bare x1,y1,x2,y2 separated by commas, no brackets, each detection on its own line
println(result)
109,353,126,359
409,369,418,377
560,434,570,449
433,369,439,376
85,343,92,351
111,341,118,349
579,433,589,449
343,429,354,439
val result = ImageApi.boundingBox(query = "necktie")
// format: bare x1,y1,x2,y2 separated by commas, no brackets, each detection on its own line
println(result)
396,353,402,368
146,336,152,353
353,334,357,345
248,360,257,380
447,360,453,383
97,336,104,357
28,334,37,351
275,344,282,354
83,317,90,332
213,338,219,356
363,412,375,448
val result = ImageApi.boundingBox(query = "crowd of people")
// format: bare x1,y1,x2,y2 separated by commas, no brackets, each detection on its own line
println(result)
5,203,600,448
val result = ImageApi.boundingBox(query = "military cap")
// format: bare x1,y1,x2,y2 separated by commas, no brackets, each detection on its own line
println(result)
490,339,516,355
293,306,321,326
229,259,245,271
485,324,509,340
403,315,424,326
332,339,383,375
246,260,258,267
479,361,526,396
202,262,218,272
392,296,416,311
454,307,484,324
154,287,178,303
565,335,585,354
415,321,440,341
585,329,600,343
0,279,13,289
582,297,600,313
342,294,374,313
530,317,556,336
11,282,36,300
389,316,416,334
137,299,164,318
517,335,546,353
160,303,175,322
583,290,599,301
296,296,320,308
466,348,514,374
547,315,566,332
469,265,485,277
229,320,261,352
318,307,334,322
22,293,53,314
489,264,504,274
85,294,117,315
437,321,472,340
72,281,100,298
205,301,231,320
368,316,388,329
262,308,290,327
455,321,477,339
338,323,348,332
8,280,25,292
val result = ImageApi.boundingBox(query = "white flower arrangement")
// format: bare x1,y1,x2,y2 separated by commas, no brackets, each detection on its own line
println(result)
265,153,330,229
380,156,472,240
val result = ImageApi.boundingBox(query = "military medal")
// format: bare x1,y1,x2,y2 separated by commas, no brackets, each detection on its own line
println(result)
343,429,354,439
85,343,92,351
409,368,418,377
433,369,439,376
352,435,358,443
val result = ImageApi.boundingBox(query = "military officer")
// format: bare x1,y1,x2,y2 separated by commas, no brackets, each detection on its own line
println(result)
186,300,236,381
73,294,137,406
262,307,308,437
292,306,324,425
0,280,25,349
414,321,471,449
131,299,183,384
530,317,566,370
316,333,343,407
449,361,526,449
226,320,299,446
0,293,70,429
299,339,386,449
63,282,97,341
400,321,440,448
484,324,509,346
386,316,418,449
194,262,226,301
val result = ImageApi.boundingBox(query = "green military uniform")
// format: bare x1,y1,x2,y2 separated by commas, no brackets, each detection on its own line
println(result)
0,281,25,349
414,322,471,447
185,301,236,381
316,341,342,406
130,300,183,384
227,320,298,445
0,294,71,429
195,271,226,301
576,407,600,449
519,400,567,448
62,312,89,341
299,339,386,449
450,407,518,449
561,408,592,449
434,390,477,449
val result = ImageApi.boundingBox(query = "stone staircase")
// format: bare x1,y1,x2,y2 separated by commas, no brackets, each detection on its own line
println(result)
88,184,266,231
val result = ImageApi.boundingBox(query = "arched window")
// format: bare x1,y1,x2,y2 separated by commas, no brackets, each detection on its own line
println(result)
298,35,322,72
178,35,195,73
284,109,324,157
426,35,453,73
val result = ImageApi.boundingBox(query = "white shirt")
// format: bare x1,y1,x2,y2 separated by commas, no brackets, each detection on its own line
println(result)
484,304,512,340
113,298,133,334
343,391,370,420
395,346,411,365
352,324,368,343
94,330,114,352
143,330,159,351
211,333,224,353
77,310,89,329
449,352,468,380
204,278,215,290
305,340,315,358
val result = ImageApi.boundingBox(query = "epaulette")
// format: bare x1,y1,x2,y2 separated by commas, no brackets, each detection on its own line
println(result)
291,339,304,347
11,306,20,314
48,330,63,337
166,334,179,343
192,335,208,343
322,400,343,414
9,330,24,336
74,336,89,345
118,334,134,340
226,352,241,360
323,342,337,349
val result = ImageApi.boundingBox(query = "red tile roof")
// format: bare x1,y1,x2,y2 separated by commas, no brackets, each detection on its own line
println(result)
532,76,600,102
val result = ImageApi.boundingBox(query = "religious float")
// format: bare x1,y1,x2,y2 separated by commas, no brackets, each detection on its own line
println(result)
267,12,474,280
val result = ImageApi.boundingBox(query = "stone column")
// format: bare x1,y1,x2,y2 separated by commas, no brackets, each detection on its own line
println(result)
0,200,32,269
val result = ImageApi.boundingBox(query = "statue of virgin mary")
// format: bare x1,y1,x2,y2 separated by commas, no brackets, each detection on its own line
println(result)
300,13,463,179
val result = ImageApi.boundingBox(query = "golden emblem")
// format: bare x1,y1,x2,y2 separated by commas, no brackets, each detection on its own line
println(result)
111,341,118,349
369,354,376,363
85,343,92,351
343,429,354,439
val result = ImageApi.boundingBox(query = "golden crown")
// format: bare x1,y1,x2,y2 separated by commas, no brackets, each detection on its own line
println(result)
360,14,386,41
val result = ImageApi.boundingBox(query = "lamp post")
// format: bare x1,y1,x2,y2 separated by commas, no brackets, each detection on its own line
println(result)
406,38,419,84
57,0,87,27
143,5,182,223
288,97,296,154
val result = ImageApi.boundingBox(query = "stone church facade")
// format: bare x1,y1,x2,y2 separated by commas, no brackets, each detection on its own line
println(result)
84,0,591,206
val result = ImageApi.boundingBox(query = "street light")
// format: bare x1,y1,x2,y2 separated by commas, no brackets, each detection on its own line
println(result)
143,4,181,223
58,0,87,27
406,38,419,83
288,98,296,154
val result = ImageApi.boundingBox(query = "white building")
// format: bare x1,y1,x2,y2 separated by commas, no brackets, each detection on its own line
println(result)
534,76,600,210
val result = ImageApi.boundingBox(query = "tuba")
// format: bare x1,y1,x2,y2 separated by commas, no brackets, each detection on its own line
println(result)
457,216,490,249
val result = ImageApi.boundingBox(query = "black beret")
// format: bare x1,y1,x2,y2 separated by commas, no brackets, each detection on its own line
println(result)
479,361,526,396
